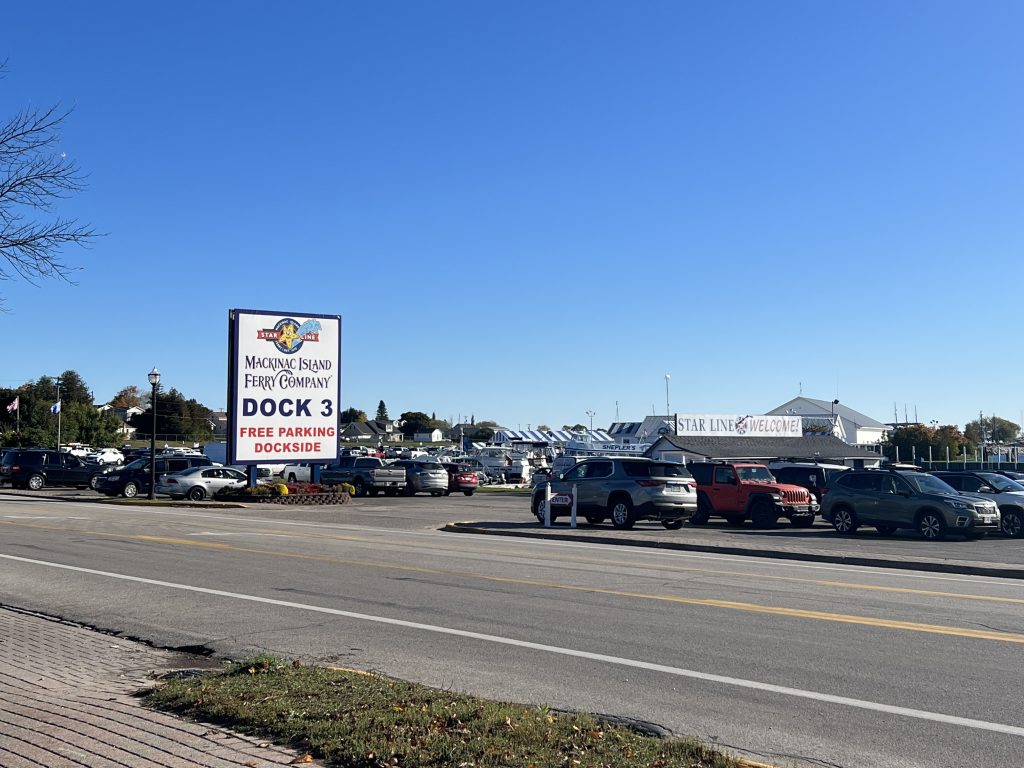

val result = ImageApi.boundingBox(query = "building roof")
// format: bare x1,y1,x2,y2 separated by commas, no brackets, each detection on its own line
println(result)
769,397,888,429
646,434,882,461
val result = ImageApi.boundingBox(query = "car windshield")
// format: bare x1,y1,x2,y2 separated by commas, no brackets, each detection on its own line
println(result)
980,473,1024,492
124,458,149,470
903,473,957,495
737,466,775,482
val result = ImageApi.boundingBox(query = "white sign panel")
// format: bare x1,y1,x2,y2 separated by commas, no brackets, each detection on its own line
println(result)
229,309,341,464
674,414,802,438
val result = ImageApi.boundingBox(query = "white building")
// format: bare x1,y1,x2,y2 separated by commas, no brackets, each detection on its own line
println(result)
767,397,888,447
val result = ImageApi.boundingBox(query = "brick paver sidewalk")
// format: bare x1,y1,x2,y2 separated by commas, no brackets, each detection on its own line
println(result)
0,606,307,767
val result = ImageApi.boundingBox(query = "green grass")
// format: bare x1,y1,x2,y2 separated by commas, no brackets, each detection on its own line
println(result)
144,656,740,768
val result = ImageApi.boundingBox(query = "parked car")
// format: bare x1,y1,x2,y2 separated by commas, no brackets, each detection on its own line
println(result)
531,457,698,530
993,470,1024,482
767,461,849,502
156,466,248,500
931,471,1024,538
94,454,216,498
281,462,313,482
86,448,124,465
687,462,818,528
391,459,449,496
440,463,480,496
821,468,1000,540
0,448,105,490
454,457,499,485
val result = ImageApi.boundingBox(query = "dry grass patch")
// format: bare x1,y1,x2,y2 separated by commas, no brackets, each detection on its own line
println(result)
144,656,739,768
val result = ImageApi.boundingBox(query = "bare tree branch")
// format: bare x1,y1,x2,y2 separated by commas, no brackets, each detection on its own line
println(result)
0,65,98,307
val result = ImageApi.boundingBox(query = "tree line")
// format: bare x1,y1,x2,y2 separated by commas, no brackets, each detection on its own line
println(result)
884,416,1021,463
0,371,216,448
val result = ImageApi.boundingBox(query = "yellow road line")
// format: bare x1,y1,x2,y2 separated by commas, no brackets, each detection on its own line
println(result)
170,521,1024,607
3,520,1024,645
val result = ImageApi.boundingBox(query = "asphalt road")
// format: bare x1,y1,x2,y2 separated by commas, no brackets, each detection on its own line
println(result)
1,489,1023,768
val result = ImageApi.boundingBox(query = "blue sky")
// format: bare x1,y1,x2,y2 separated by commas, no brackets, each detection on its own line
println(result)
3,1,1022,431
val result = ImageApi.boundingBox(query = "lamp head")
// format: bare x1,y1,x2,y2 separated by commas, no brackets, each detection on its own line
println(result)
148,367,161,387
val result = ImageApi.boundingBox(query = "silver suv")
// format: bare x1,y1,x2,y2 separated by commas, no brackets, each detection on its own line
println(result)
530,457,697,530
821,469,1000,540
932,471,1024,538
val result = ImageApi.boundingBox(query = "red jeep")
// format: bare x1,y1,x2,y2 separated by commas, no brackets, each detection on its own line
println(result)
687,462,819,528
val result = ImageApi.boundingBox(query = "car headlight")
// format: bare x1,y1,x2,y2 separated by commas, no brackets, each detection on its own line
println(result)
945,500,969,510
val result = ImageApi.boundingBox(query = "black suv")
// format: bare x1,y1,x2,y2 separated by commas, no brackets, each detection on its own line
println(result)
94,454,215,498
769,463,849,502
0,449,105,490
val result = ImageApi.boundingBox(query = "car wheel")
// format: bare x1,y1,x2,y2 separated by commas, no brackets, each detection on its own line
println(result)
123,481,139,498
690,496,711,525
1001,509,1024,538
27,474,45,491
662,518,684,530
585,516,604,526
353,479,366,497
831,507,858,535
609,496,635,530
463,490,474,496
875,525,898,536
187,486,206,501
532,495,549,524
917,511,946,541
89,475,101,490
750,499,777,529
724,514,746,526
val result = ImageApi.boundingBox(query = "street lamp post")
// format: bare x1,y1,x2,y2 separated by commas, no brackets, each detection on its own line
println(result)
665,374,671,418
585,409,595,431
147,367,161,500
830,399,839,434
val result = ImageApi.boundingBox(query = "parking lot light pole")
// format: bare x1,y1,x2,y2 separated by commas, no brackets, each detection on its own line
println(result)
147,367,160,500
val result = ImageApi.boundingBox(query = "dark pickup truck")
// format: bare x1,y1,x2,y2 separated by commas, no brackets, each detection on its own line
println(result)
321,456,407,496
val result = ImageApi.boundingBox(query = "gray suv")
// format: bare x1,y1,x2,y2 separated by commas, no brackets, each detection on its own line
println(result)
821,469,1001,540
530,457,697,530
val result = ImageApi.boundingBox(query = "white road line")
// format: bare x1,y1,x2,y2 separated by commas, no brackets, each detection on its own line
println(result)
3,552,1023,738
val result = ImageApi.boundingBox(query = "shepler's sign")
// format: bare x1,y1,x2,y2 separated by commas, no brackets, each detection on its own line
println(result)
228,309,341,464
674,414,802,438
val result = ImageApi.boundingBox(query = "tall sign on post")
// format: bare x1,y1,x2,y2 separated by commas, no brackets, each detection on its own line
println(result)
227,309,342,470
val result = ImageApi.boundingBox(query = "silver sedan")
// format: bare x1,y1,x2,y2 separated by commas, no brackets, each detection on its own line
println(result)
156,466,248,500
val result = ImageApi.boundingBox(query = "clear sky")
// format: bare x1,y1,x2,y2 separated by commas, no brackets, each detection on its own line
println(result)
3,1,1022,431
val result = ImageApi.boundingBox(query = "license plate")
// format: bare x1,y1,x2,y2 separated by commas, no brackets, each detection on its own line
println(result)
981,515,996,524
550,494,572,506
664,483,684,493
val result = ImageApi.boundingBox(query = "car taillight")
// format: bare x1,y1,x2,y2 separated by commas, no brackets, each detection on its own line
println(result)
636,479,666,487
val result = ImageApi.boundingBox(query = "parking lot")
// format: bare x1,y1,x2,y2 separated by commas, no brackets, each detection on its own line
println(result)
3,485,1024,577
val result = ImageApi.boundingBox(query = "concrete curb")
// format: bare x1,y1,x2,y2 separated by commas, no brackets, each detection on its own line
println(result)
443,522,1024,580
